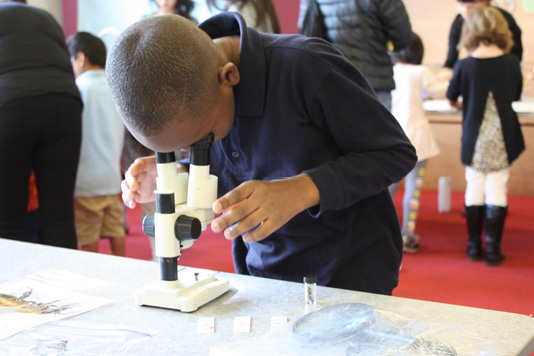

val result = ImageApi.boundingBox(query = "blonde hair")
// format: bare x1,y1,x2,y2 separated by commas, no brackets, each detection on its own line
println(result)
459,5,513,53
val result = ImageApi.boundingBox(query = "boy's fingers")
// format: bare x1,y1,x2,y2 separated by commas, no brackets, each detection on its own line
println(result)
212,200,224,215
121,182,137,209
211,202,243,233
124,173,138,192
213,182,255,214
129,160,147,176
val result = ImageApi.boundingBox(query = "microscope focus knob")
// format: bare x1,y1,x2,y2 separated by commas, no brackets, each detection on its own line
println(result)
175,215,201,241
142,214,156,238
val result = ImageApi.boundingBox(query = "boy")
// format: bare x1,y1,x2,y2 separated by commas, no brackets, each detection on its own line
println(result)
108,13,416,294
67,32,126,255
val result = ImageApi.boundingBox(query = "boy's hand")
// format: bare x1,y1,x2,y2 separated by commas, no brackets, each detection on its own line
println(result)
121,156,158,209
211,174,320,243
121,155,188,208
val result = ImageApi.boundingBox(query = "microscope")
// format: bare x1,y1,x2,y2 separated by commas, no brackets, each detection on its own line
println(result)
135,134,229,312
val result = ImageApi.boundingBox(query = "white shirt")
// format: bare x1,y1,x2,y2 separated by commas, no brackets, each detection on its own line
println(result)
391,64,446,162
74,70,125,197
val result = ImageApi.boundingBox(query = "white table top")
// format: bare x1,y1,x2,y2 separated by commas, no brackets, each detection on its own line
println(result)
424,99,534,118
1,238,533,356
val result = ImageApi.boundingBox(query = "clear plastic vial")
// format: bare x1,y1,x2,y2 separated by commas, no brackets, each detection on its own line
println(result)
304,275,317,313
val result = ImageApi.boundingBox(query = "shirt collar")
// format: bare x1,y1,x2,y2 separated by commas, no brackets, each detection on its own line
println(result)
199,12,266,117
76,69,105,81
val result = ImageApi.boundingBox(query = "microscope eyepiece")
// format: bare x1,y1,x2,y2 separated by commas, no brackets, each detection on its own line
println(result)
190,133,214,166
156,151,176,163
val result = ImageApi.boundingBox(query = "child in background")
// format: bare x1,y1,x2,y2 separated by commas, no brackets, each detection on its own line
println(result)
446,5,524,266
388,32,448,253
67,32,126,256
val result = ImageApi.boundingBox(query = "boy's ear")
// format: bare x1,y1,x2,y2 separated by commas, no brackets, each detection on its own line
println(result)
74,52,86,67
218,62,240,86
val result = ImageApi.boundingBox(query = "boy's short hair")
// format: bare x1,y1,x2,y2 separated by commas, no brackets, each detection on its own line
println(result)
106,15,219,137
389,32,424,65
66,32,107,68
460,5,513,53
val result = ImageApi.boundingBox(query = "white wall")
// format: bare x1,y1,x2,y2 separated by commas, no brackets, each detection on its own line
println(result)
76,0,150,51
76,0,218,52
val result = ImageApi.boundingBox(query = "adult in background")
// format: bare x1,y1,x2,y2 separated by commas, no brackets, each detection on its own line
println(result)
146,0,196,21
298,0,412,110
206,0,280,33
0,1,82,248
439,0,522,80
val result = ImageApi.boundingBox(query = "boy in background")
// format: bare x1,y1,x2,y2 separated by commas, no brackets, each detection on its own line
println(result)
67,32,126,256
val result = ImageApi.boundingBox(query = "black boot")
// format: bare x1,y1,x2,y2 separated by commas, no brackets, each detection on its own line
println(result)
465,205,484,260
485,205,507,266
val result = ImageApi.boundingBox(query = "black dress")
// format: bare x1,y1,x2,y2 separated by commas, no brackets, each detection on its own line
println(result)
446,54,524,169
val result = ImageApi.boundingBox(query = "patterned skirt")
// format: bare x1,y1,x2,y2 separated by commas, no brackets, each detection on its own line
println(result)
470,92,509,173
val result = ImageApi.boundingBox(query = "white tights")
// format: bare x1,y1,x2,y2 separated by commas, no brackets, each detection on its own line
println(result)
464,166,509,207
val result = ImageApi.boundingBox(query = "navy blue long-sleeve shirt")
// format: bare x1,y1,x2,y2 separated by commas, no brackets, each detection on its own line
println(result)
199,13,416,295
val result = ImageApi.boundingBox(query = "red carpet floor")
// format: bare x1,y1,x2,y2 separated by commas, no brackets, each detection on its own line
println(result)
392,190,534,317
100,189,534,317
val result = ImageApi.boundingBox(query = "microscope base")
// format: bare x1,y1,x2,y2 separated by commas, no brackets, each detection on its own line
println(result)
135,269,229,312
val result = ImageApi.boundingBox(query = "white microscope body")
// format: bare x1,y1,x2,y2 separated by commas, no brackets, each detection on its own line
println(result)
135,134,229,312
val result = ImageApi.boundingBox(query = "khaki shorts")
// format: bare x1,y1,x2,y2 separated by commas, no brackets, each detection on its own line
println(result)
74,195,125,246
